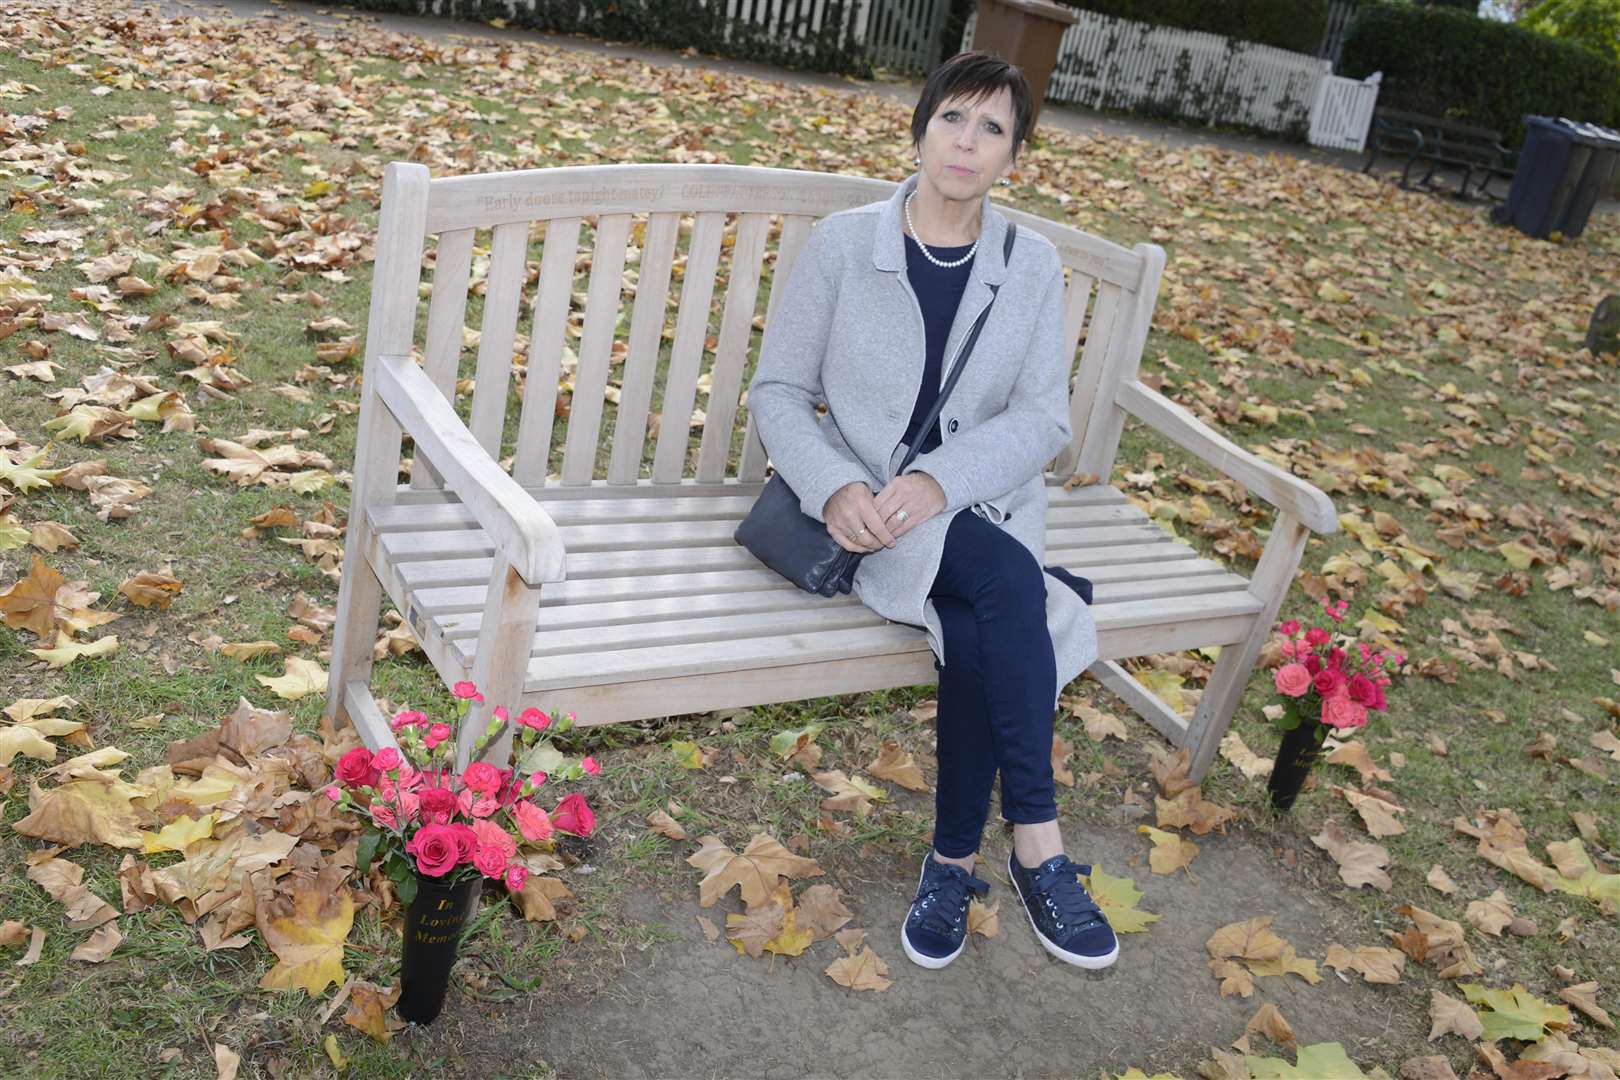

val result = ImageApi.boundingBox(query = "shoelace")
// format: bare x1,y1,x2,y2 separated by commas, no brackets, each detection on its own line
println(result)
910,863,990,939
1030,857,1106,932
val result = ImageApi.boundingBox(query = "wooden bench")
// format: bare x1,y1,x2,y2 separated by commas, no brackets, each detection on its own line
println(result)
1362,107,1518,200
325,162,1339,782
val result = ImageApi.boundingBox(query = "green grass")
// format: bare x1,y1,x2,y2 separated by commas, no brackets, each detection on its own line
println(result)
3,7,1620,1079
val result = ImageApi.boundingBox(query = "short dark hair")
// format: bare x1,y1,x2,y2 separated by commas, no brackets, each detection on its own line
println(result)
910,51,1034,166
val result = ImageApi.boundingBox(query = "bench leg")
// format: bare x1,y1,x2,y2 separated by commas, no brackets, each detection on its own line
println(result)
1180,512,1311,782
326,546,392,751
456,553,543,773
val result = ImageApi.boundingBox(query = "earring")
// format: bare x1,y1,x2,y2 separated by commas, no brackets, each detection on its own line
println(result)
913,157,920,167
997,177,1011,186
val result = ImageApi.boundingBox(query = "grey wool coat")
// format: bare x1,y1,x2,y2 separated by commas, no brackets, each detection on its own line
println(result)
746,171,1099,706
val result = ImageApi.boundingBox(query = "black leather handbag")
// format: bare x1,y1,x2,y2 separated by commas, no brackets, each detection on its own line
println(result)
735,223,1017,597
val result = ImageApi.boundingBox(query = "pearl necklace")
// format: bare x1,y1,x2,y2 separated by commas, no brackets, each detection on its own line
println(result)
904,190,978,269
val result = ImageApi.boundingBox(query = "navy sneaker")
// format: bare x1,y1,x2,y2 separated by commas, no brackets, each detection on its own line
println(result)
1007,851,1119,969
901,854,991,969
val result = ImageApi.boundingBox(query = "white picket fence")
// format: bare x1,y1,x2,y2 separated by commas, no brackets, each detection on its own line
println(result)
960,7,1378,150
1309,71,1382,153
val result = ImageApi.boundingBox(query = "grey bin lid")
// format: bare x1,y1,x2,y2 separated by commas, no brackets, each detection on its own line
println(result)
1526,115,1620,150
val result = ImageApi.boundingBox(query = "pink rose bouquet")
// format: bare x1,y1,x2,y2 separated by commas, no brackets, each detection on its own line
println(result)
1268,598,1403,737
324,684,599,905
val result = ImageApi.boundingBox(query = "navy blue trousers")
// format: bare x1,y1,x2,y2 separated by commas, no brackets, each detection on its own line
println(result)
929,510,1093,858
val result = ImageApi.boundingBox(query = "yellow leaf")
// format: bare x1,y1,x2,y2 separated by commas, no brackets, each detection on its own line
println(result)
323,1034,347,1070
221,641,282,661
13,774,153,848
1134,668,1187,715
118,571,183,610
670,739,705,769
257,876,355,997
140,811,218,854
1498,541,1536,570
29,632,119,668
255,657,327,700
1138,825,1199,874
0,724,59,765
1083,867,1161,933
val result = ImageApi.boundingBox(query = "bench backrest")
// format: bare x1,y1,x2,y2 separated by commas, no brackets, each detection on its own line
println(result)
368,162,1164,493
1377,108,1501,142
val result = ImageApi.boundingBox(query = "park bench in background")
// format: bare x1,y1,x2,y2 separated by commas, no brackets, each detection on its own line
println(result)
1363,107,1518,200
325,162,1339,782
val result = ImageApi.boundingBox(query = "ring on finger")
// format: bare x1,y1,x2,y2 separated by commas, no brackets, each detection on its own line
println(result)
893,509,910,523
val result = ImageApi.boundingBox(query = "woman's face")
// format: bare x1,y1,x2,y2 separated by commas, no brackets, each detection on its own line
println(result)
915,87,1017,200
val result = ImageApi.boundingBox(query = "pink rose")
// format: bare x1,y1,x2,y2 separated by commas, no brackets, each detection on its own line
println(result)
324,785,342,801
1273,663,1313,698
472,818,517,859
418,786,457,823
493,705,509,724
457,788,475,816
463,761,504,795
1279,619,1300,636
580,756,601,776
409,824,462,878
517,708,550,730
1304,627,1331,648
449,823,479,864
391,710,428,730
512,800,554,843
552,792,595,838
1303,653,1322,675
1280,639,1298,658
1313,668,1344,698
372,803,397,829
505,864,529,892
397,789,421,823
371,747,401,772
1321,696,1368,730
471,795,500,818
1347,673,1377,707
473,845,509,878
452,681,480,700
1371,683,1388,712
335,747,379,788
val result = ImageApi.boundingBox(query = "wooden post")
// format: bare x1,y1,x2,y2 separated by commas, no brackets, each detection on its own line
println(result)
455,553,543,773
1182,511,1311,781
325,162,431,751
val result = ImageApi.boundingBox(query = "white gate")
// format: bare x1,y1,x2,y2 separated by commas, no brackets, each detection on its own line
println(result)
1308,71,1381,153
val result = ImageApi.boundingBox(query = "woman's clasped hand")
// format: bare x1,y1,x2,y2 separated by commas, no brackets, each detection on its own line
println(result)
824,472,947,553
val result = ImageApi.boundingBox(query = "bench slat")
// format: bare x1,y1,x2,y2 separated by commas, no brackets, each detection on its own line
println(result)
697,211,769,482
443,569,1251,666
652,211,726,482
561,213,634,486
739,215,813,482
386,523,1179,587
468,221,530,456
510,216,583,485
426,552,1233,640
506,588,1263,693
369,493,1149,534
411,226,475,490
607,211,682,484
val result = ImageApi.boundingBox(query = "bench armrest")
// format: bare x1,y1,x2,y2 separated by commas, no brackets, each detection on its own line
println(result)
1116,379,1338,536
375,353,566,584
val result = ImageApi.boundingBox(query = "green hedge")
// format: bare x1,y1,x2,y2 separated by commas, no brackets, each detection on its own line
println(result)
1056,1,1331,57
1338,1,1620,145
337,0,872,78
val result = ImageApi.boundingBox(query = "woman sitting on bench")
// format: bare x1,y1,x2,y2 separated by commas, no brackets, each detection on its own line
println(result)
747,51,1119,973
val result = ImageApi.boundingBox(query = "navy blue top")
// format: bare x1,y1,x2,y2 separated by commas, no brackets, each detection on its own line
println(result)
902,232,976,454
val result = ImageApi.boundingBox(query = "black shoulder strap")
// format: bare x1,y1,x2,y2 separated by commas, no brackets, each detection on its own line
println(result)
897,222,1016,476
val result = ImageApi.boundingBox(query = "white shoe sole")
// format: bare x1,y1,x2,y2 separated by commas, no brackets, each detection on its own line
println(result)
900,856,967,970
1008,856,1120,970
